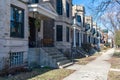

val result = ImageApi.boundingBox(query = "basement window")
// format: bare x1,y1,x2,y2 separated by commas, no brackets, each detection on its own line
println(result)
10,52,24,67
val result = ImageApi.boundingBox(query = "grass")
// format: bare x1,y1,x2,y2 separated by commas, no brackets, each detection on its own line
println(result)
107,49,120,80
0,68,74,80
28,69,74,80
108,71,120,80
75,52,102,65
113,52,120,57
108,52,120,69
109,57,120,69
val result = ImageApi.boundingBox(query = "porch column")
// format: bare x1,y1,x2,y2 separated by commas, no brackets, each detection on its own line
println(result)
87,34,89,43
98,37,100,48
92,37,94,44
79,32,81,47
90,36,92,43
73,27,76,47
91,36,93,43
82,33,84,43
81,32,83,44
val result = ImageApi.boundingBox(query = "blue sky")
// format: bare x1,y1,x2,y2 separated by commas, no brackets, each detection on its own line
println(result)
72,0,107,30
72,0,92,16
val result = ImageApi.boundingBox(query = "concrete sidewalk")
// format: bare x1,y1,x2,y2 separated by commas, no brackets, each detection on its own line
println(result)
63,48,115,80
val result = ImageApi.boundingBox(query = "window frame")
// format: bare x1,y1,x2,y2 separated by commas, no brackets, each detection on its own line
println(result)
76,15,81,23
66,1,70,18
56,0,63,15
56,25,63,41
10,52,24,67
10,5,24,38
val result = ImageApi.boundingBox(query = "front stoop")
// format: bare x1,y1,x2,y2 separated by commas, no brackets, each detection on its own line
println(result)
42,47,73,68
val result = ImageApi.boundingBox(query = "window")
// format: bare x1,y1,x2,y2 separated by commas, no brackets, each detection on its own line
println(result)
56,25,63,41
86,24,90,30
66,1,70,17
10,5,24,38
29,0,39,4
10,52,24,67
76,15,81,22
56,0,63,15
66,27,69,42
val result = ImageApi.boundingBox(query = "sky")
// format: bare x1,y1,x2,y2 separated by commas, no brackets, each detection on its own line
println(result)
72,0,92,16
72,0,107,30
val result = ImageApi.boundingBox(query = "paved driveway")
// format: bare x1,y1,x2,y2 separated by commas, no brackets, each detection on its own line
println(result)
63,48,115,80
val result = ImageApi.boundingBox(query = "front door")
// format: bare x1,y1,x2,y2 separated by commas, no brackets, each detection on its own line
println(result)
29,17,41,48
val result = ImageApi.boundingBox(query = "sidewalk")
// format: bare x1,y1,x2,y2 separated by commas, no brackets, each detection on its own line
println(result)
63,48,115,80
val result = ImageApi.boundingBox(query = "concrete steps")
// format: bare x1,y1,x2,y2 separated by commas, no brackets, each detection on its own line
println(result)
59,62,73,68
42,47,73,68
77,48,89,57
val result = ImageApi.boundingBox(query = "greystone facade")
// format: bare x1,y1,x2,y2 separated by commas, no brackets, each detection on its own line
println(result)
54,0,73,51
0,0,101,70
0,0,28,70
72,5,85,47
28,0,58,68
85,16,93,44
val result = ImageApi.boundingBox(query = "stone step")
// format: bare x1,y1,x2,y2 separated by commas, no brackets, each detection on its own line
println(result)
42,47,58,51
59,62,73,68
44,49,58,52
79,48,88,54
43,49,60,54
42,47,72,68
55,57,67,62
51,54,63,58
76,50,87,57
48,53,64,57
48,52,63,55
47,52,57,55
58,60,71,66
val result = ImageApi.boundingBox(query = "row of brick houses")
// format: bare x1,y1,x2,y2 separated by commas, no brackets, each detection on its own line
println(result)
0,0,102,70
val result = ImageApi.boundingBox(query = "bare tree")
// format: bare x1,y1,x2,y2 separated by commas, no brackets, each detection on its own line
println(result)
88,0,120,32
100,11,120,34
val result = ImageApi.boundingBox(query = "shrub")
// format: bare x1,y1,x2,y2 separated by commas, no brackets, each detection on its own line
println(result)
81,43,93,52
0,66,30,76
104,43,110,47
29,62,40,69
64,50,71,59
115,30,120,47
113,52,120,58
103,46,108,50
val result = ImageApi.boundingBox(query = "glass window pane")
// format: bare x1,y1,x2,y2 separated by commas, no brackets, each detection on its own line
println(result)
56,25,63,41
18,10,23,22
10,52,24,67
66,2,69,17
56,0,62,15
77,15,81,22
11,7,14,21
10,5,24,38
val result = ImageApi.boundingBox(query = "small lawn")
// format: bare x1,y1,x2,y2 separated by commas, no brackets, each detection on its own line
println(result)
76,52,102,65
108,71,120,80
107,50,120,80
0,68,74,80
108,51,120,69
109,57,120,69
28,69,74,80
